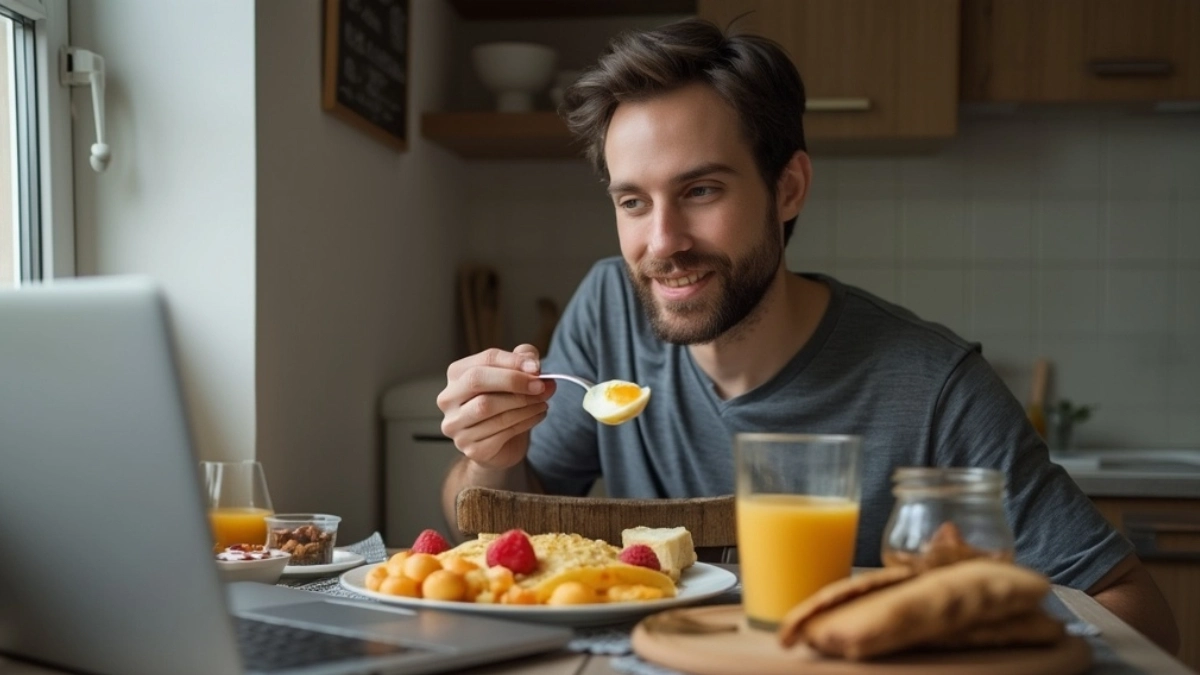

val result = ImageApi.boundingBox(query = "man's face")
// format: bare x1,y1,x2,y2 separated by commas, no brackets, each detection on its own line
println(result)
603,84,785,345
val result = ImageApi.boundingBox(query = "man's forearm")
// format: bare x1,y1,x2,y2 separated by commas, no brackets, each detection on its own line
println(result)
440,457,544,540
1089,554,1180,654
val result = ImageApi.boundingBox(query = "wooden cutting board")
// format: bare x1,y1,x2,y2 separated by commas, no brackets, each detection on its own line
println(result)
631,604,1091,675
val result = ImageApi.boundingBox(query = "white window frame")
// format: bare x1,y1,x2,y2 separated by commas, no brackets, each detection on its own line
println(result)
2,0,73,282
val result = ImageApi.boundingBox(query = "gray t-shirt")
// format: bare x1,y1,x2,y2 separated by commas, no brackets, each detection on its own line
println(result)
528,256,1132,590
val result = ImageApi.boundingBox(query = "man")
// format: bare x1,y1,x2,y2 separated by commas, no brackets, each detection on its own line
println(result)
436,19,1178,651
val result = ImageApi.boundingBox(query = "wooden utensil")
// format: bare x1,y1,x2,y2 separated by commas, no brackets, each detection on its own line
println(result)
1027,359,1049,438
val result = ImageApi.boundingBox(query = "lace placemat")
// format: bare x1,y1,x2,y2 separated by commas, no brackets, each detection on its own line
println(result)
275,532,388,598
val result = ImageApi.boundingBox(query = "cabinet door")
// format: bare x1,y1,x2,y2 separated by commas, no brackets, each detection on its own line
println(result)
962,0,1200,102
697,0,960,145
1091,497,1200,671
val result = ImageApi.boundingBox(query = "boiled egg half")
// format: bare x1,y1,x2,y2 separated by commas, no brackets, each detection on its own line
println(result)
581,380,651,425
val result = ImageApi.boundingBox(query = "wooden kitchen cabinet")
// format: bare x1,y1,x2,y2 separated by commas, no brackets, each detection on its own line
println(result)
1091,497,1200,671
962,0,1200,102
696,0,961,149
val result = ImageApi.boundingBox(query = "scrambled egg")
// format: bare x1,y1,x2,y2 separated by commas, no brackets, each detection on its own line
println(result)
439,532,675,603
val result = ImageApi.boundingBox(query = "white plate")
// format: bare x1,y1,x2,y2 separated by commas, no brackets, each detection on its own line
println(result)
339,562,738,627
282,550,367,577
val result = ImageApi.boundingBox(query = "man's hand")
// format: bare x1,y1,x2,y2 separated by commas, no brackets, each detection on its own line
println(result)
437,344,557,471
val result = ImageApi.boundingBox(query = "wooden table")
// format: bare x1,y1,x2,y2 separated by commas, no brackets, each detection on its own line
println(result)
1,581,1193,674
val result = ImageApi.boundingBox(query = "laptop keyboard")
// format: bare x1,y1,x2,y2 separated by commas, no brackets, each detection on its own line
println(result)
235,617,410,672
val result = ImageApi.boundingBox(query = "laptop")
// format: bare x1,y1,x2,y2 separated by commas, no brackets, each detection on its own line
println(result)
0,277,572,675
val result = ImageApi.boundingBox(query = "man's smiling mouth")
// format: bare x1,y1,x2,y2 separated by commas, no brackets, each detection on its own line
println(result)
658,272,708,288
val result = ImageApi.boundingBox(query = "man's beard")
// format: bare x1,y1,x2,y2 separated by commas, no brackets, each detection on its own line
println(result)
627,207,783,345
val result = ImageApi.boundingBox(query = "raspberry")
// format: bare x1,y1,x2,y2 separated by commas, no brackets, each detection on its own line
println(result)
618,544,661,571
410,529,451,555
485,529,538,575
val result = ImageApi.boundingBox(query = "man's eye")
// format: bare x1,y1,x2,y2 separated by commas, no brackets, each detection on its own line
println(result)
619,198,645,210
688,186,717,198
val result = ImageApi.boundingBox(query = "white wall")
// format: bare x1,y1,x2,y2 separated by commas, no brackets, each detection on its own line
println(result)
255,0,463,540
70,0,258,462
468,109,1200,450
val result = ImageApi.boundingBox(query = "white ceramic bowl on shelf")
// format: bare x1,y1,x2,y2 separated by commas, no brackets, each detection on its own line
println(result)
471,42,558,113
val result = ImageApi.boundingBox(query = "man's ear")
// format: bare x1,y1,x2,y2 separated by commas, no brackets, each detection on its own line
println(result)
776,150,812,222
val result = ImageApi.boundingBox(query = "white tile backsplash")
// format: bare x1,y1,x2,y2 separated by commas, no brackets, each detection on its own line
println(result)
836,264,899,304
1104,269,1173,334
834,200,898,260
471,109,1200,447
1037,200,1102,262
1105,201,1173,261
900,268,968,332
971,269,1033,335
789,200,836,264
1178,201,1200,260
1034,116,1104,198
1038,269,1102,334
1167,337,1200,408
972,200,1034,261
835,158,900,198
902,200,968,261
1104,118,1178,199
1178,269,1200,333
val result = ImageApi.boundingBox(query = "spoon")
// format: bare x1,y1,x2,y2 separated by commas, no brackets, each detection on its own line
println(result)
538,374,651,425
538,373,596,391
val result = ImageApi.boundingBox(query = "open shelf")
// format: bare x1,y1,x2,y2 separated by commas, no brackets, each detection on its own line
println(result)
449,0,695,20
420,111,584,159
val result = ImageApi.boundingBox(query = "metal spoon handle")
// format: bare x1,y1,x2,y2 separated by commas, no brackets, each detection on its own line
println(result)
539,373,595,391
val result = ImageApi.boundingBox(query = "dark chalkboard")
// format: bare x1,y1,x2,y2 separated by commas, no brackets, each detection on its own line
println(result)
322,0,409,151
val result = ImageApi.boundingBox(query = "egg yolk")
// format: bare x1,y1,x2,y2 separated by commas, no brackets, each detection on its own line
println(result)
604,382,643,406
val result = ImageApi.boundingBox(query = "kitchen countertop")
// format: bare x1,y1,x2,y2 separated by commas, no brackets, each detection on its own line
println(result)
1052,449,1200,499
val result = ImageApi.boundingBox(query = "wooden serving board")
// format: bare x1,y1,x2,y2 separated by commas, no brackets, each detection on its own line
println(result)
631,604,1092,675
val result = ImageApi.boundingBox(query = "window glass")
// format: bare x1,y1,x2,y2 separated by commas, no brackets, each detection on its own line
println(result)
1,16,14,288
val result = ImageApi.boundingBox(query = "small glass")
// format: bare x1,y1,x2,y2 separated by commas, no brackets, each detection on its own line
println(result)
265,513,341,565
202,460,274,550
881,467,1014,571
734,433,863,630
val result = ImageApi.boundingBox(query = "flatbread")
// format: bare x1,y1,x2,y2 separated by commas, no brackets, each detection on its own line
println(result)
923,609,1065,650
778,565,917,648
797,559,1051,660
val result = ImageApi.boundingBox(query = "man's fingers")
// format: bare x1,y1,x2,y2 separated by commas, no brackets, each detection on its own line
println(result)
441,391,546,439
446,347,532,381
511,344,542,373
453,403,548,467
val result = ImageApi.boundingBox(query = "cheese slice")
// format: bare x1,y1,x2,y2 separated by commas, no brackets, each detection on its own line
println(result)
621,526,698,582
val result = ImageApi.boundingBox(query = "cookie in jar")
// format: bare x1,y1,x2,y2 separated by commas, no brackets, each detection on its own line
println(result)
881,467,1015,572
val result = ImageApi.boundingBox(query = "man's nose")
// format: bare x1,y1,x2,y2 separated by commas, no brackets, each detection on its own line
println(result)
646,204,691,259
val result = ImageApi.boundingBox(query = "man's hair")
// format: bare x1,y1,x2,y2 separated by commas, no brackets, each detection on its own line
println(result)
561,18,807,244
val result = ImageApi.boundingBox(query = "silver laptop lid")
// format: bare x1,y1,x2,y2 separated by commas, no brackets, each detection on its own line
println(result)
0,278,245,675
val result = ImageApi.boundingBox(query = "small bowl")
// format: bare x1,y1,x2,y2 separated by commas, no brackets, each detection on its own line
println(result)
471,41,558,112
265,513,341,566
215,549,291,584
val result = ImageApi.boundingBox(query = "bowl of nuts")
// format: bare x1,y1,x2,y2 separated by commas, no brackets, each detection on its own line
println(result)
265,513,341,566
214,544,291,584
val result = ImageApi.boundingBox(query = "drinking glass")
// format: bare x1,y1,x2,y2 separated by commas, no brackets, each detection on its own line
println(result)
201,460,274,550
734,433,863,629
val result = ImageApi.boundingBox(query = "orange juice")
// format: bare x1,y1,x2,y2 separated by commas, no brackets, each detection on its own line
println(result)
737,493,860,626
209,507,273,549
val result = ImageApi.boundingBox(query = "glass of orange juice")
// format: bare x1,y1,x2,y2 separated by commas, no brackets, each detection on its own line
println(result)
201,460,274,550
734,433,863,630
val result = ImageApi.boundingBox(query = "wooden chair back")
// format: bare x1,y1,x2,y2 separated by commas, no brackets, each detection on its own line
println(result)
454,487,737,562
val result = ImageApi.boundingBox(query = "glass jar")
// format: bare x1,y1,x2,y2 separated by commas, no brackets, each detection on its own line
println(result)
880,467,1015,571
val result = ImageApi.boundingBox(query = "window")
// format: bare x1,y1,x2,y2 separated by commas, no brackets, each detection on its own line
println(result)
1,0,72,288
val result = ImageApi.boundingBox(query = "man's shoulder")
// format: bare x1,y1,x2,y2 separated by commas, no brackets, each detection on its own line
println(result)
815,273,979,366
581,256,629,289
